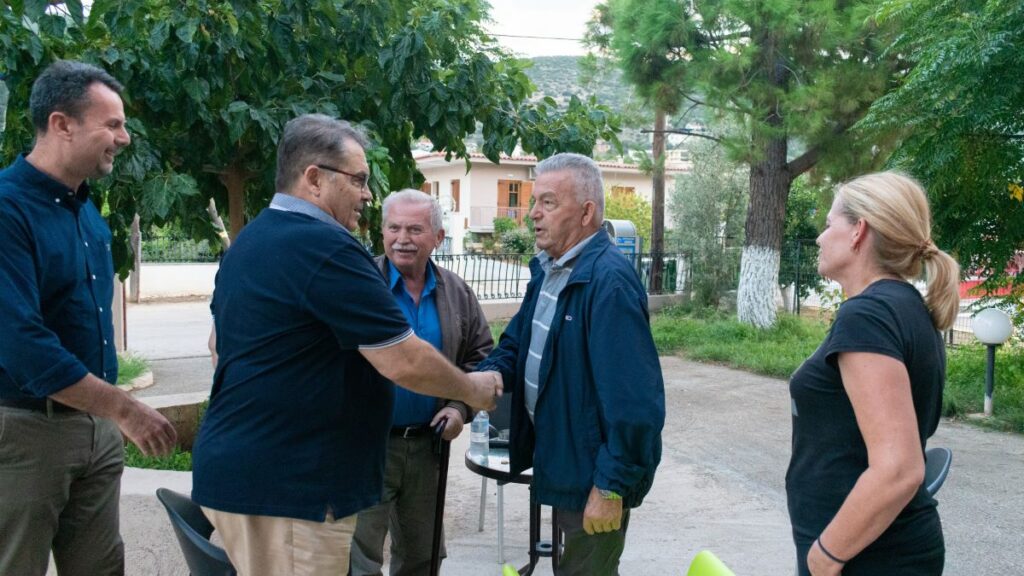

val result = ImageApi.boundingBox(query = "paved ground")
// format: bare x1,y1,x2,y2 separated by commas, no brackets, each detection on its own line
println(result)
109,301,1024,575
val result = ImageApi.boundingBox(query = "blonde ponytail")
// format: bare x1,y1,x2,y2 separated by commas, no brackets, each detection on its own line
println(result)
922,248,960,331
836,171,960,330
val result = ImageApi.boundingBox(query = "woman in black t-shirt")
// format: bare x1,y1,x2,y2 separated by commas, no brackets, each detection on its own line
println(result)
786,172,960,575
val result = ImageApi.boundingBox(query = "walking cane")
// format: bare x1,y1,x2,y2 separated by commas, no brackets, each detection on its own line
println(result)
430,416,451,576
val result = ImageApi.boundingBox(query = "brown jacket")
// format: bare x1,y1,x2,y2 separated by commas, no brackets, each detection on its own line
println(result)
375,255,493,423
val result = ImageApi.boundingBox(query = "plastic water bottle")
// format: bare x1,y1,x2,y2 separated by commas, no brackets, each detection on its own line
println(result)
469,410,489,465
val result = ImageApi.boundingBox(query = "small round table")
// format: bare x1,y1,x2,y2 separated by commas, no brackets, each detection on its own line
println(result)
465,447,561,575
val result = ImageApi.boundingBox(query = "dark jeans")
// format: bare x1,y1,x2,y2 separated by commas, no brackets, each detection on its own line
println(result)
554,507,631,576
0,408,125,576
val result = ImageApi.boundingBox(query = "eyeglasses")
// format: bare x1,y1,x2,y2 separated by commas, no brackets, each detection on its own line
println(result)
316,164,369,191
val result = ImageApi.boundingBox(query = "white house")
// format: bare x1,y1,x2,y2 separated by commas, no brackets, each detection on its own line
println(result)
414,151,689,253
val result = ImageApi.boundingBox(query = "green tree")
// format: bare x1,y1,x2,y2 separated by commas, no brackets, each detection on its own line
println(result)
604,190,652,249
860,0,1024,317
778,176,829,303
591,0,899,327
1,0,620,273
670,140,748,307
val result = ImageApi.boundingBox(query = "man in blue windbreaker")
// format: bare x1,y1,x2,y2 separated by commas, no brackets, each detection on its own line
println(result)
477,152,665,575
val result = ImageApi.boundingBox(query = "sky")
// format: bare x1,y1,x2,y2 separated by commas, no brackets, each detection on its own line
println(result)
486,0,600,57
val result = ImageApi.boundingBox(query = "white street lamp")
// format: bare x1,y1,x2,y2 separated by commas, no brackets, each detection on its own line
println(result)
972,308,1014,416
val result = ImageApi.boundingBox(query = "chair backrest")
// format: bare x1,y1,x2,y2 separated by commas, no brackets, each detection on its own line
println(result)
686,550,735,576
156,488,237,576
489,391,514,436
924,447,952,497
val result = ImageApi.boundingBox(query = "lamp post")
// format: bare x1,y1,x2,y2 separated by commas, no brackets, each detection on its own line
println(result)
971,308,1014,417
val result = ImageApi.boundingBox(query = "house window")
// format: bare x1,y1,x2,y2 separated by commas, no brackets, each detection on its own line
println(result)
508,181,521,208
611,185,635,197
451,179,461,212
420,181,439,197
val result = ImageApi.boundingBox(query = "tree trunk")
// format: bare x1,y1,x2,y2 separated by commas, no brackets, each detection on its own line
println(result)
650,108,666,293
220,165,249,242
737,134,791,327
129,213,141,303
206,197,231,250
0,78,9,136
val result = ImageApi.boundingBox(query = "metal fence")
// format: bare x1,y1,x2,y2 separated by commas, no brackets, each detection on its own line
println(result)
434,252,692,300
141,237,219,263
137,236,1005,349
434,253,531,300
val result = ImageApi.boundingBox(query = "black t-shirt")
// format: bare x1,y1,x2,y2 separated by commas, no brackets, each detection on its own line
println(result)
787,279,944,552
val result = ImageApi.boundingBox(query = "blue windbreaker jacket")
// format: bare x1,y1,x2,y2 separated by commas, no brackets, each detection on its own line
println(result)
478,232,665,511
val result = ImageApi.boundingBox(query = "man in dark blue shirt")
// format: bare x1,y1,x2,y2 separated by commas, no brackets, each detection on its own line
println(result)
193,114,501,576
0,61,177,575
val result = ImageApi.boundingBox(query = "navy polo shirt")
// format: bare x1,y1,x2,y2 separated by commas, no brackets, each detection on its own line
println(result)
388,261,443,426
0,155,117,399
192,205,412,522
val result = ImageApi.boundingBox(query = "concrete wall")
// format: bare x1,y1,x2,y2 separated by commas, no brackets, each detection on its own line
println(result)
131,263,218,301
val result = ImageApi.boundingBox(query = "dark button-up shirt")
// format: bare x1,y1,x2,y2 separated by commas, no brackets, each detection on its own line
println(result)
388,261,443,426
0,155,118,399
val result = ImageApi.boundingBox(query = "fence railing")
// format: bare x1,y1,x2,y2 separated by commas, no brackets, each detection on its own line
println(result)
141,237,219,263
136,237,1010,349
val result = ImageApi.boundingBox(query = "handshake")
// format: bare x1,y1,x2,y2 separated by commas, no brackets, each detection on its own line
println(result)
466,370,504,412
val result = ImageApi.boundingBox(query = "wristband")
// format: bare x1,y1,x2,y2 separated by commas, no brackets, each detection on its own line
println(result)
816,537,847,565
597,489,621,500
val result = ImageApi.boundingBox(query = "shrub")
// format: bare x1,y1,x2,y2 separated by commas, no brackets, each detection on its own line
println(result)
492,216,517,236
501,228,535,254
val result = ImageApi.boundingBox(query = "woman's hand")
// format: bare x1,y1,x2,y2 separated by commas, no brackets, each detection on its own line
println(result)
807,539,844,576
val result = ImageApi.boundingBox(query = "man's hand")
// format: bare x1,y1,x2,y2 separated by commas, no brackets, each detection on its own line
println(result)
431,406,465,441
583,485,623,535
466,371,502,412
116,400,178,457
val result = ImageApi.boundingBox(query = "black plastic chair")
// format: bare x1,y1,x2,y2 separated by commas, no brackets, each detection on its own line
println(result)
924,447,952,496
155,488,236,576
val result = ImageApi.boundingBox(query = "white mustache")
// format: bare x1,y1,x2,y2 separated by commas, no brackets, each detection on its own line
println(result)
390,243,417,252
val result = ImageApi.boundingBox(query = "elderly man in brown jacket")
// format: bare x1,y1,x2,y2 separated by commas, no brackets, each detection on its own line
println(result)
350,189,493,576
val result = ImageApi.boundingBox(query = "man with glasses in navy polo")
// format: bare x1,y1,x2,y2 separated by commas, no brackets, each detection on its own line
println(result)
0,60,178,576
193,114,502,576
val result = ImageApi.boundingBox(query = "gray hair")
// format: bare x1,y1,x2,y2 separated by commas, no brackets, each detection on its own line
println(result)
30,60,124,133
382,189,444,233
275,114,370,193
535,152,605,221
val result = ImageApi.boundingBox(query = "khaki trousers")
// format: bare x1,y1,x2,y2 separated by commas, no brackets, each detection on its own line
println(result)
202,506,357,576
0,408,125,576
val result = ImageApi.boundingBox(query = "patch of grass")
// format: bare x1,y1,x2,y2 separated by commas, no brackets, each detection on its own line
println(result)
490,320,508,344
651,305,828,378
117,353,149,383
124,442,193,471
650,305,1024,433
944,345,1024,433
123,401,208,471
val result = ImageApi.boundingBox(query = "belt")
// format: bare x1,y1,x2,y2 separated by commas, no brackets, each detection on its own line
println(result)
0,397,79,415
390,425,431,438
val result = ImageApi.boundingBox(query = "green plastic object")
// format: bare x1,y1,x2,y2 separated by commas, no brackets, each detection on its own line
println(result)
501,563,519,576
687,550,736,576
